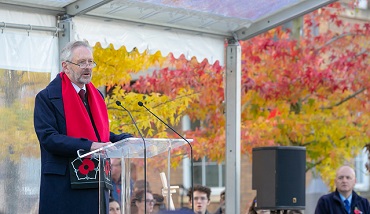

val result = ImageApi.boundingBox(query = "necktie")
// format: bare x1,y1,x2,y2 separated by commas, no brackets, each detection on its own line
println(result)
344,199,350,214
78,89,87,107
78,89,85,100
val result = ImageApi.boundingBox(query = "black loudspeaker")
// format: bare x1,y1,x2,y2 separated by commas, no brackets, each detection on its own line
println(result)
252,146,306,210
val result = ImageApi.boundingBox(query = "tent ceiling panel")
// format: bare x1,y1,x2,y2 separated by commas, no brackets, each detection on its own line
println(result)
0,0,337,67
101,0,300,21
235,0,338,40
85,1,252,36
0,0,337,39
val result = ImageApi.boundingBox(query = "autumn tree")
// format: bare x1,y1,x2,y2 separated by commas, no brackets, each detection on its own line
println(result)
92,2,370,186
0,69,50,213
238,2,370,186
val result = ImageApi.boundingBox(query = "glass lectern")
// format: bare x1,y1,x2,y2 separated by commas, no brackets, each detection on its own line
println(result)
78,137,192,214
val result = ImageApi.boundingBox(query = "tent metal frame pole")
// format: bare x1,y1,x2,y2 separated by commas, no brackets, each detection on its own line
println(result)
0,22,64,34
225,38,241,214
56,20,74,77
235,0,337,41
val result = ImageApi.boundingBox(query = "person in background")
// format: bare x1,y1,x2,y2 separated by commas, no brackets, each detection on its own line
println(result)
131,180,151,214
153,193,166,213
186,184,212,214
134,179,151,192
110,158,122,204
247,196,270,214
214,190,225,214
109,198,121,214
130,162,138,194
134,190,155,214
247,196,258,214
315,165,370,214
111,160,137,204
287,210,302,214
34,40,132,214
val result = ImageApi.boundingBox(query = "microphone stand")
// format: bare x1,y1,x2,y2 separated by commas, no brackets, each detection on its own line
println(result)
138,101,194,212
116,101,147,213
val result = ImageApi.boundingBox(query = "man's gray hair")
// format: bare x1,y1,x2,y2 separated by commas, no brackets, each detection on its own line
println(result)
60,40,92,62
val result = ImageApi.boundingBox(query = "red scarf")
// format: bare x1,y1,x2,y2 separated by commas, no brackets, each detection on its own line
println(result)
61,72,109,142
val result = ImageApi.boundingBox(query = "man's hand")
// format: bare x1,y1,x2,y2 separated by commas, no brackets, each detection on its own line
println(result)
90,142,112,151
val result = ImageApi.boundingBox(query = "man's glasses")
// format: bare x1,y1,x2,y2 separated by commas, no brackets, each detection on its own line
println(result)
66,60,97,68
194,196,207,201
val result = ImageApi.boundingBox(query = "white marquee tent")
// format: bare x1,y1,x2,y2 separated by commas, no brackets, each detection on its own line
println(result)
0,0,336,213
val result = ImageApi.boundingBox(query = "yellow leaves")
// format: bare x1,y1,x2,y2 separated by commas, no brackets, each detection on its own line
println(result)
0,70,49,161
243,84,369,186
141,50,166,68
0,101,39,162
92,43,167,88
107,87,196,139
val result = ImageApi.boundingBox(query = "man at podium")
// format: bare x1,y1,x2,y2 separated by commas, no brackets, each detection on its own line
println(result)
34,40,132,214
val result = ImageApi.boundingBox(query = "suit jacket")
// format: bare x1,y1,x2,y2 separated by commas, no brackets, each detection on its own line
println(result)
34,74,132,214
315,189,370,214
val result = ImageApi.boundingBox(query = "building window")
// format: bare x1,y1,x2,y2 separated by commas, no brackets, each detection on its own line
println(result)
193,157,225,188
181,116,225,196
183,156,225,197
354,148,369,191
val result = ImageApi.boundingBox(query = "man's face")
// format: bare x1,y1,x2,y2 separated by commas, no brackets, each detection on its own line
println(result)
136,192,154,214
110,159,121,182
335,166,356,196
63,46,94,88
190,191,210,214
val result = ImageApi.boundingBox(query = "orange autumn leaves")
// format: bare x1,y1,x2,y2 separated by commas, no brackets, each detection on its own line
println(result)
92,2,370,185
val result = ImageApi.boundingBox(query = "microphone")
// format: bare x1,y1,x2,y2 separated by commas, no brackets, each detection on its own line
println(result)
116,101,148,212
116,101,145,141
137,101,194,211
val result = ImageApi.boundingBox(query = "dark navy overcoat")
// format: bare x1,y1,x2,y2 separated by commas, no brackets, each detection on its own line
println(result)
34,74,131,214
315,189,370,214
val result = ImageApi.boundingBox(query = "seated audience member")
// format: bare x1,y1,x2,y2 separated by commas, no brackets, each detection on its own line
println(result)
109,198,121,214
187,184,212,214
315,165,370,214
288,210,302,214
110,158,122,204
247,196,258,214
130,162,137,194
111,160,137,201
247,196,270,214
153,193,166,213
214,190,225,214
134,179,151,192
157,210,194,214
134,189,156,214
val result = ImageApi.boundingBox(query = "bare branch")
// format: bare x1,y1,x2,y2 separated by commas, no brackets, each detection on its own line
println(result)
306,157,328,172
315,33,365,53
301,140,316,147
320,88,365,110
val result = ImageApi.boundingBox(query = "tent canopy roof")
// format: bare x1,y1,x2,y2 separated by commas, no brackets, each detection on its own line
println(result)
1,0,336,40
0,0,337,72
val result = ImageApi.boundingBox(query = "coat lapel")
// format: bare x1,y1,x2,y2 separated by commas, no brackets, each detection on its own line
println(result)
48,74,65,118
